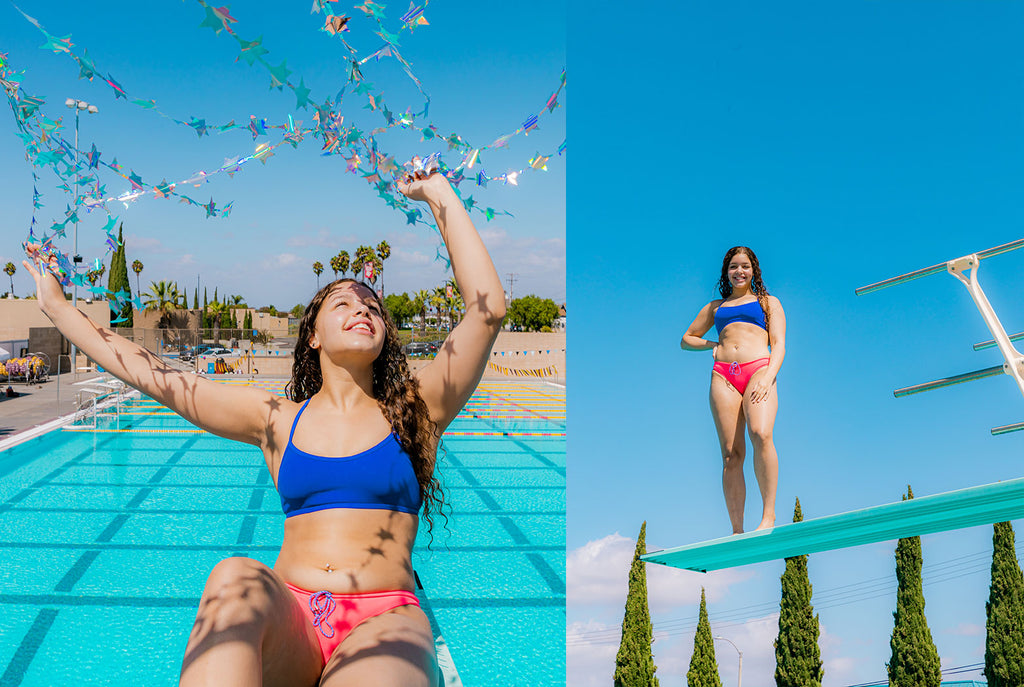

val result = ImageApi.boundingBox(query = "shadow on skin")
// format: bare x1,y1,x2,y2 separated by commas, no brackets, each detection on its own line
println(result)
319,623,437,687
180,564,278,677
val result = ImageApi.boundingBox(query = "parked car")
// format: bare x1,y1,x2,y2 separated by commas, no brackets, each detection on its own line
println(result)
402,342,434,357
203,346,233,356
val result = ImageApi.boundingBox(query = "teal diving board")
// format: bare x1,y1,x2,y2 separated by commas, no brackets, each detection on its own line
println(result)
642,477,1024,573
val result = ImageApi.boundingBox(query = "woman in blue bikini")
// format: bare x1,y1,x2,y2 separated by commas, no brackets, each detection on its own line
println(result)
681,246,786,534
24,170,503,687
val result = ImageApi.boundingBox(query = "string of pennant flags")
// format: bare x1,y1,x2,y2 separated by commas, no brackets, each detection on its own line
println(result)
491,349,565,356
4,1,566,318
487,362,559,378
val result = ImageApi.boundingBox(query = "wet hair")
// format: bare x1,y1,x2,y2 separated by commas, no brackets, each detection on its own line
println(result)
717,246,772,341
285,278,446,534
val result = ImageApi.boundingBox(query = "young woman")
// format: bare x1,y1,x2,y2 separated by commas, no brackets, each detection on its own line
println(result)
681,246,786,535
23,170,504,687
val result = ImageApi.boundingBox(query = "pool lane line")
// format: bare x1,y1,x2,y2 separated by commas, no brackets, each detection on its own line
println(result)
4,506,565,517
62,428,566,436
0,543,564,554
41,482,564,490
474,390,565,422
0,608,59,687
0,593,565,609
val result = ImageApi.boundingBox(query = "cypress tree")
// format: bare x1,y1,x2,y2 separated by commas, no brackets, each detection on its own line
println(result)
106,224,132,327
775,497,822,686
687,588,722,687
984,521,1024,686
886,486,941,687
202,288,209,331
193,288,198,310
613,521,659,687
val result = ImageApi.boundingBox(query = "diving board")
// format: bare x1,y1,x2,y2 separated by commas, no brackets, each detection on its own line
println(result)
856,239,1024,434
641,477,1024,573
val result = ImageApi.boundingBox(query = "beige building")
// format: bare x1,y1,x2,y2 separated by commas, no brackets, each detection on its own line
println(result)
0,298,112,372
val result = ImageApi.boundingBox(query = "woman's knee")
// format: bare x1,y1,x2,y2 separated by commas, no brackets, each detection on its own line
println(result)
196,557,277,632
721,444,745,468
748,426,773,448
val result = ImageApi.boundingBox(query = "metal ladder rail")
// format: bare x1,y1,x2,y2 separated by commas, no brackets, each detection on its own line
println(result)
856,239,1024,435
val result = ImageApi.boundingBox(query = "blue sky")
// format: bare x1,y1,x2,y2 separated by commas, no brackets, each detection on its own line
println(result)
568,2,1024,686
1,1,565,308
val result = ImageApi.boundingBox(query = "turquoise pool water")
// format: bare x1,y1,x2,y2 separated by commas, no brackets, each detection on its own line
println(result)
0,379,565,686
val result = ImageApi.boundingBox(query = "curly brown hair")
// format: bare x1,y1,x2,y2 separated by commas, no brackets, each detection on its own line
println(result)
285,278,446,534
717,246,772,342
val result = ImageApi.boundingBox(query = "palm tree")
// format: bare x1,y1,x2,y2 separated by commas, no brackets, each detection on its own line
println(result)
207,300,229,342
376,240,391,295
446,279,465,327
312,261,323,289
131,259,144,294
143,280,181,328
337,250,350,279
414,289,431,334
86,262,106,287
4,262,15,297
352,245,378,284
329,254,343,280
431,286,448,331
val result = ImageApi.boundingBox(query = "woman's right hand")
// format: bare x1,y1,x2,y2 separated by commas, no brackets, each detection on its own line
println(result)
21,255,68,318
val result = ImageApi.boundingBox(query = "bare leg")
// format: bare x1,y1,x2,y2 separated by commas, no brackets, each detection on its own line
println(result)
180,557,324,687
709,374,747,534
743,371,779,531
319,605,437,687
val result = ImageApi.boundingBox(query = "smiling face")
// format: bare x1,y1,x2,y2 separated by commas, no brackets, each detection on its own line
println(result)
727,251,754,291
309,281,386,361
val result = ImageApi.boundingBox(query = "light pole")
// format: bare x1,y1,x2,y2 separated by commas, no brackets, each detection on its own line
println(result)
713,636,742,687
64,98,98,373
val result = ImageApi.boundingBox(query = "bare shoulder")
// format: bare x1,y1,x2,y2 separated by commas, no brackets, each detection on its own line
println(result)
766,295,784,310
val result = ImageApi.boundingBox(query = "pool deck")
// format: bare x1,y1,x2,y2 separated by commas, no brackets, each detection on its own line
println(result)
0,375,99,440
0,373,273,442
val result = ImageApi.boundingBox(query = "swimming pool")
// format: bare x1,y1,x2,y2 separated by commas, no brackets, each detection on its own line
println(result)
0,378,565,686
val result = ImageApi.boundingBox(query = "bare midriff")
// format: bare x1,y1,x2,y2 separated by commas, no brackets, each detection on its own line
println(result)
273,508,419,594
714,321,770,364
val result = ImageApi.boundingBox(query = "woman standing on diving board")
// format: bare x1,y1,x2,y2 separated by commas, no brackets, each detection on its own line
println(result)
23,169,503,687
681,246,786,534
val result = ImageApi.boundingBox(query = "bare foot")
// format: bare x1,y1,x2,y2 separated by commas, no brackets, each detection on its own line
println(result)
754,519,775,531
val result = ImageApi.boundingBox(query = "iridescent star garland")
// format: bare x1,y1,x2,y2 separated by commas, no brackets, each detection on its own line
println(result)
6,2,565,313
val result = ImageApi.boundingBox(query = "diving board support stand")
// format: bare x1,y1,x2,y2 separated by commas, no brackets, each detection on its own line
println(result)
856,238,1024,434
641,477,1024,573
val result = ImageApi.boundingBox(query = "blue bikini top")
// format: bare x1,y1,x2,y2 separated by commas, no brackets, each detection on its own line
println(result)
277,399,422,518
714,299,767,336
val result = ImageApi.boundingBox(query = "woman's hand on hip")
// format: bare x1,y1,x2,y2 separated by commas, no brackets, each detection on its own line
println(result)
748,374,774,403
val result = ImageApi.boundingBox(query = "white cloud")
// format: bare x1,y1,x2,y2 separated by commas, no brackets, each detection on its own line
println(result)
177,254,195,265
259,253,302,271
567,620,620,687
568,533,754,611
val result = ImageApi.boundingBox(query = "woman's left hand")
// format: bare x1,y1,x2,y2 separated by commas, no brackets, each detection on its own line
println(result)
748,375,775,404
397,169,452,204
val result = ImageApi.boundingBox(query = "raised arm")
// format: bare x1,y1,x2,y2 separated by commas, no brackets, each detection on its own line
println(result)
22,258,282,447
397,172,505,431
681,301,720,352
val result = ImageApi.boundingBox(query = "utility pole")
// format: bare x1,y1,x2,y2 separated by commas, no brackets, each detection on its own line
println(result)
505,272,518,304
64,98,98,374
